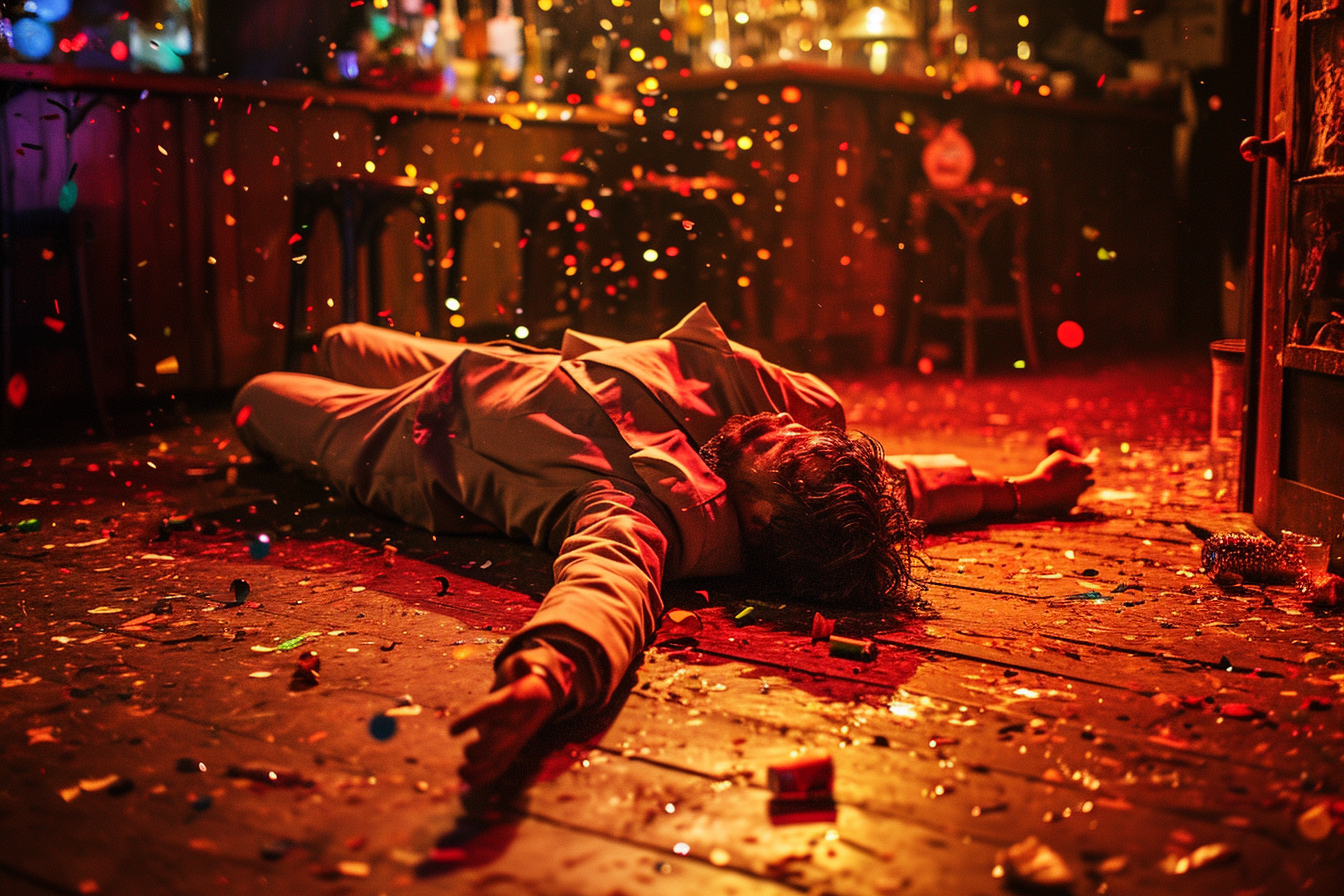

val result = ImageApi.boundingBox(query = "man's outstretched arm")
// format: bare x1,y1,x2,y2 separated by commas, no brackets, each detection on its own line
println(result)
448,483,673,787
891,447,1098,527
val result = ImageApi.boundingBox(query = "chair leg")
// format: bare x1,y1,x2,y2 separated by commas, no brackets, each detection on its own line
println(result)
339,189,362,325
901,297,923,367
70,219,111,436
413,194,441,336
962,234,988,379
1013,218,1040,370
286,195,313,369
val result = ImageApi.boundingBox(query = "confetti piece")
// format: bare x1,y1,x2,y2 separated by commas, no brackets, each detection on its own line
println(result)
155,356,179,375
1056,321,1085,349
2,674,42,687
6,372,28,409
810,612,835,642
829,635,876,661
27,726,58,745
664,609,702,635
996,836,1074,889
248,671,273,679
1297,803,1335,841
78,774,121,792
141,553,175,561
369,713,397,740
276,632,321,651
88,606,124,615
58,179,78,213
337,861,370,878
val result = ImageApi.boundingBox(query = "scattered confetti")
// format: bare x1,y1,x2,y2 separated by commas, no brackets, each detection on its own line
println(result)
996,835,1074,890
369,713,397,741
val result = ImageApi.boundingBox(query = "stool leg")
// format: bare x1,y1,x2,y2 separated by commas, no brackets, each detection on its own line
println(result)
962,231,987,379
70,217,111,435
339,188,361,325
286,193,313,369
1013,213,1040,370
446,191,474,319
901,297,923,367
363,201,386,325
414,194,441,336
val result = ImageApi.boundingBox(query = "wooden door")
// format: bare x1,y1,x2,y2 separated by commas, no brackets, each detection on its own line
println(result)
1250,0,1344,569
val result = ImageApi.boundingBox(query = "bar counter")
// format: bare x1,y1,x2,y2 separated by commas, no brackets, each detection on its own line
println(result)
662,63,1182,367
1,63,628,400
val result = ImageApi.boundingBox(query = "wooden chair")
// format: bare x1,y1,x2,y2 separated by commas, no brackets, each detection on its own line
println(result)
286,176,439,367
902,185,1039,378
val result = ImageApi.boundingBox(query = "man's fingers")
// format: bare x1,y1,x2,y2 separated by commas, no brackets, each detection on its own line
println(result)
448,689,509,736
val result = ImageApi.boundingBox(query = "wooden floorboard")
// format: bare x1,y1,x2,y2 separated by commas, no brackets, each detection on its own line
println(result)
3,355,1343,894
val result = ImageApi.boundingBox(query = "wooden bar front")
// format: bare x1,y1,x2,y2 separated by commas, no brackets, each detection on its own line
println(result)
662,64,1181,369
1,63,625,403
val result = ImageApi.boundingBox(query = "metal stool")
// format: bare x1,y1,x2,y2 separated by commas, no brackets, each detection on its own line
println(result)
585,172,756,340
444,172,589,344
286,176,439,367
902,185,1039,378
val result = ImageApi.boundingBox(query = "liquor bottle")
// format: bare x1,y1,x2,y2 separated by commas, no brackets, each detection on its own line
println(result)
487,0,525,88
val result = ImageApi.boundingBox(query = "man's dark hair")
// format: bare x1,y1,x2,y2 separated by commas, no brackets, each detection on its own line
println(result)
744,428,921,607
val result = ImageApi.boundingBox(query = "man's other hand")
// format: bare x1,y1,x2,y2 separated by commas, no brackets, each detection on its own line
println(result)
449,672,557,787
1020,448,1099,516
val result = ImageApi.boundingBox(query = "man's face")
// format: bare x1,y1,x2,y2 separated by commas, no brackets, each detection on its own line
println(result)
699,412,811,484
700,413,826,537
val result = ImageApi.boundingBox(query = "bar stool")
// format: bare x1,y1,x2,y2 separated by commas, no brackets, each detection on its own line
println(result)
286,176,439,367
1,207,112,440
901,185,1039,378
443,171,589,344
585,172,756,340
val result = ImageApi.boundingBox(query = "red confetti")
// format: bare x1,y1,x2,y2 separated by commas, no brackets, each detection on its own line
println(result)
222,169,236,186
6,373,28,409
561,148,582,163
234,405,252,428
1219,703,1261,720
110,41,128,62
1056,320,1085,349
43,317,66,333
781,86,801,104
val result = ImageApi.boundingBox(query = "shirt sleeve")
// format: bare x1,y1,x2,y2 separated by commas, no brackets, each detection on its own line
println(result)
887,454,982,524
495,480,675,717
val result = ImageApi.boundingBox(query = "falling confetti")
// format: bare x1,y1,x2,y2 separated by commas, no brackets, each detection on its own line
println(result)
58,179,78,213
6,372,28,409
369,713,397,741
1056,321,1085,349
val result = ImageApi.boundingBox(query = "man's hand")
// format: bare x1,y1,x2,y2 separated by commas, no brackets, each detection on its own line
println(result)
1017,448,1099,516
449,672,557,788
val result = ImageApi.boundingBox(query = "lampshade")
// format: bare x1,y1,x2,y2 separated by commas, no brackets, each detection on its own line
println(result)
835,3,917,41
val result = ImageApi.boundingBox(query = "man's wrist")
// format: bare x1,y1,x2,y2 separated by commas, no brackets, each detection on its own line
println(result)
1004,477,1023,517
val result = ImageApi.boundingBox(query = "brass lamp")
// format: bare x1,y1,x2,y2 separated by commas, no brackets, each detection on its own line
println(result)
834,1,916,74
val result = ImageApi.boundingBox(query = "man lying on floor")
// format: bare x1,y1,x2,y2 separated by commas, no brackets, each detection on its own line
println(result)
233,304,1095,787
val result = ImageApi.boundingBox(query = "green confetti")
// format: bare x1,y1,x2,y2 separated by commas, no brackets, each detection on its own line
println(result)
58,180,78,213
16,518,41,532
276,631,321,651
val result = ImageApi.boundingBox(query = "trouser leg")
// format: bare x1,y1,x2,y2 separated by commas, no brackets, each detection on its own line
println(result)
232,369,487,533
317,322,468,388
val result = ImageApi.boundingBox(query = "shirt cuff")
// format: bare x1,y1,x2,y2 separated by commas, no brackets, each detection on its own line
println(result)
887,454,981,524
495,627,604,718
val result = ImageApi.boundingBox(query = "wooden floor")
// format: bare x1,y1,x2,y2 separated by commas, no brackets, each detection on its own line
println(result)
3,351,1342,895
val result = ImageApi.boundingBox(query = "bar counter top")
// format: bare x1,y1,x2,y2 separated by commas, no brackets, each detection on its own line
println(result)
0,61,629,127
668,61,1181,124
